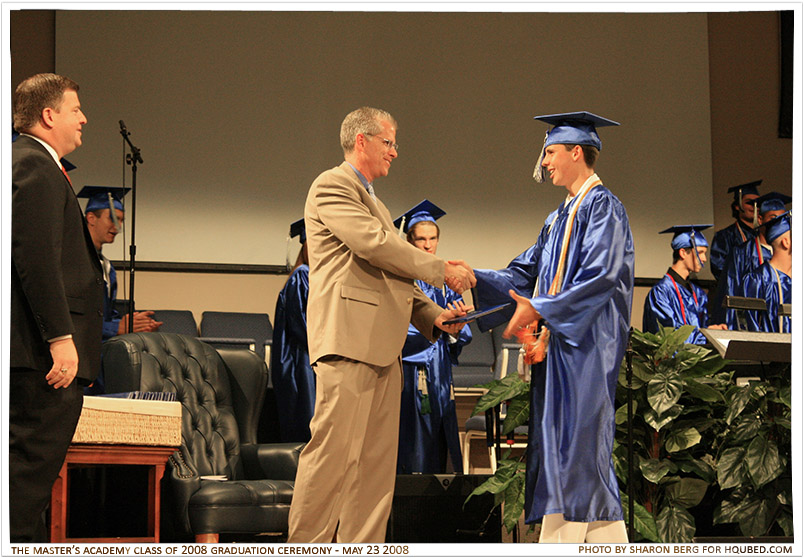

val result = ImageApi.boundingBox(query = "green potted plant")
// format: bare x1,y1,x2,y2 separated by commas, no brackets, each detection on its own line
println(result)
465,325,792,542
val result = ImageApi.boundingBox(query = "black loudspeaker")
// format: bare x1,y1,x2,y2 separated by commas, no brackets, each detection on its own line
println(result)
386,474,501,543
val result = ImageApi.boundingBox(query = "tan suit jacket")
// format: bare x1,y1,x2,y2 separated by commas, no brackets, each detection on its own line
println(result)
304,161,445,367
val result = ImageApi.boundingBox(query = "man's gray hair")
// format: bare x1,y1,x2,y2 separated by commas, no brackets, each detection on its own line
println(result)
340,107,397,154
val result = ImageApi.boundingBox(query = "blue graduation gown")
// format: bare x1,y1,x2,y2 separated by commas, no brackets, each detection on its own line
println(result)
642,271,710,344
711,237,772,327
474,183,634,524
397,281,471,474
741,262,792,333
270,265,315,442
710,220,755,280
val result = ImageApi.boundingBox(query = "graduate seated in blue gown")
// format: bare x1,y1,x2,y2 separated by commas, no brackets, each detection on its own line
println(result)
271,218,314,443
643,225,727,344
472,112,633,543
710,181,760,280
740,211,792,333
711,191,791,327
78,186,162,394
391,200,472,474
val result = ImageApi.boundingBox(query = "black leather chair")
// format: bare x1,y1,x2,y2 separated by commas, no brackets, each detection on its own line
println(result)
102,332,304,542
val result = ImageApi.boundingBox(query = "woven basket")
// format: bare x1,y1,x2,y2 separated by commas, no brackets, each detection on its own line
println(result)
72,396,182,446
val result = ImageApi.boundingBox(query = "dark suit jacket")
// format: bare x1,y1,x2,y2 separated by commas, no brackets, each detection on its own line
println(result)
11,135,104,382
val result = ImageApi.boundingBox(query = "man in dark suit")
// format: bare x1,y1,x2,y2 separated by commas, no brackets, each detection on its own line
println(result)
10,73,104,542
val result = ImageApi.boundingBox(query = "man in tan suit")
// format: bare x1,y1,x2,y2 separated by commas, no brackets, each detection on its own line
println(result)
288,107,475,543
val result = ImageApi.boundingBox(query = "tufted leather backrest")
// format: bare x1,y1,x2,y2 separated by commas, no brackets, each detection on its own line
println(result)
103,332,244,479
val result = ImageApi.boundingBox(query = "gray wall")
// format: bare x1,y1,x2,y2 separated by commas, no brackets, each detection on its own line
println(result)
54,10,715,277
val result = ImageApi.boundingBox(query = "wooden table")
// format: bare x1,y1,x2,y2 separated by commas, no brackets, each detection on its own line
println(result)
50,444,177,543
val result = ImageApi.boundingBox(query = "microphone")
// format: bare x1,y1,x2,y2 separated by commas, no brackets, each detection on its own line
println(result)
119,120,128,134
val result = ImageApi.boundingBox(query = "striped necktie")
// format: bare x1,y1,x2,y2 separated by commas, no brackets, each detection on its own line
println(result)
367,183,376,200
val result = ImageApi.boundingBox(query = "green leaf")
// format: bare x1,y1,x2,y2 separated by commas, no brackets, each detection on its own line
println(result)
736,496,774,537
502,471,525,533
639,457,676,483
620,490,661,542
714,487,749,524
502,394,529,435
685,352,728,377
778,385,791,408
615,400,638,425
676,456,716,483
746,436,784,487
644,404,682,432
683,378,724,403
471,375,529,415
725,384,755,425
664,477,709,508
656,505,696,543
669,348,705,373
464,460,519,504
717,447,747,489
647,370,683,415
776,511,794,537
655,325,696,362
728,414,763,443
665,427,701,453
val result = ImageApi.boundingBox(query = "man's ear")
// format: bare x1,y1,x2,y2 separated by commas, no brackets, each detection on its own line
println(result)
571,145,583,161
85,212,96,226
40,107,55,129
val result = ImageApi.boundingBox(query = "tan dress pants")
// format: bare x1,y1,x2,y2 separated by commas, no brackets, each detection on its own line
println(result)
288,356,402,543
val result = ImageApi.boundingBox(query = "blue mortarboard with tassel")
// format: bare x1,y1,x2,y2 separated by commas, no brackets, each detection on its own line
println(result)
533,111,619,183
393,199,446,235
659,224,712,250
77,185,131,213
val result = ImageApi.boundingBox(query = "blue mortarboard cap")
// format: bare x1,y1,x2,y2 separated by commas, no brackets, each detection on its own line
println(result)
534,111,620,150
727,180,761,203
763,211,791,244
77,185,131,213
659,224,712,250
289,218,306,244
753,191,792,215
533,112,619,182
393,199,446,234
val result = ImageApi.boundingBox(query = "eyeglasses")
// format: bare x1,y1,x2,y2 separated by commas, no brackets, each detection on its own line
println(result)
365,134,399,152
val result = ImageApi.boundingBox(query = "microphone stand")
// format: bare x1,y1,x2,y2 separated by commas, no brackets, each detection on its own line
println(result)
119,121,143,334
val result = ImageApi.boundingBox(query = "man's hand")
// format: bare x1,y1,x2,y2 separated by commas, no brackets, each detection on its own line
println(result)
47,338,79,389
503,289,541,339
444,260,476,294
118,311,164,334
708,323,728,330
435,300,474,335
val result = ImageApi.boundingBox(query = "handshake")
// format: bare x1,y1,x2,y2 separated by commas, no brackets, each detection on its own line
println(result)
444,260,476,294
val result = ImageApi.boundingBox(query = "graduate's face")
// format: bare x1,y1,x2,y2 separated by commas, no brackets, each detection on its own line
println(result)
738,195,759,222
410,222,439,254
683,246,708,274
541,144,579,188
87,208,124,248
